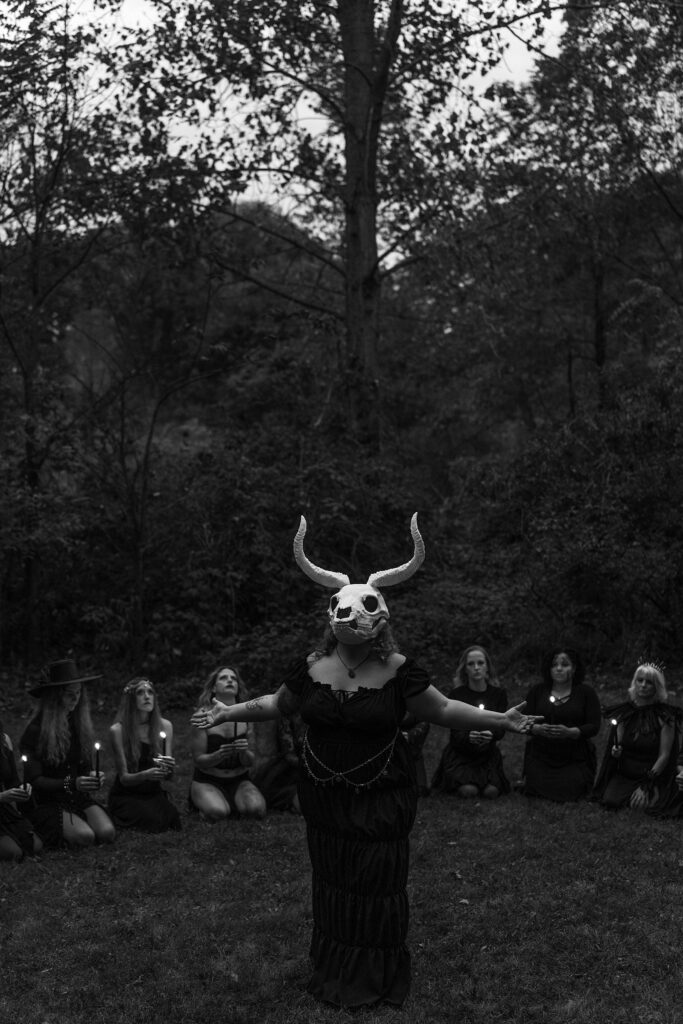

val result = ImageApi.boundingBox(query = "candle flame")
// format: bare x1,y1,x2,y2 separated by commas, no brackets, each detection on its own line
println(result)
94,742,101,751
21,754,27,763
159,731,166,740
611,719,618,726
478,704,485,710
549,696,556,704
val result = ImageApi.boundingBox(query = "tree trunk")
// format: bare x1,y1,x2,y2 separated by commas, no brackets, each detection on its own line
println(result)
337,0,402,441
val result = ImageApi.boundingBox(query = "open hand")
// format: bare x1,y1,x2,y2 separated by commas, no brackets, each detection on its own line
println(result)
504,702,544,734
191,699,229,729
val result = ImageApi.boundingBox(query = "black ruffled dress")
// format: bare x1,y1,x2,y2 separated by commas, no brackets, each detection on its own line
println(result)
283,657,430,1009
108,742,181,832
593,701,681,810
431,684,510,794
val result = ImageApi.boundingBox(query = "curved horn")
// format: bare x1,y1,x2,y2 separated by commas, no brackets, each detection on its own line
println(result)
293,516,350,589
366,513,425,589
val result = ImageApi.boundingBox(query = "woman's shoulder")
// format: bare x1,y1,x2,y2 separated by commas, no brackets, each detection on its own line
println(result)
2,732,11,750
160,716,173,731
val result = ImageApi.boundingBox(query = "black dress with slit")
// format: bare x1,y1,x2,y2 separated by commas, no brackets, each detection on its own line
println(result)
283,656,430,1010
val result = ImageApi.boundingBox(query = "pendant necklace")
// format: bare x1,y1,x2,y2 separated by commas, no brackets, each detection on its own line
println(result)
335,647,372,679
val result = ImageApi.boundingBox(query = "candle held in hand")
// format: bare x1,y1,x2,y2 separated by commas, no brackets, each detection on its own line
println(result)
21,754,28,790
94,742,101,777
160,731,167,757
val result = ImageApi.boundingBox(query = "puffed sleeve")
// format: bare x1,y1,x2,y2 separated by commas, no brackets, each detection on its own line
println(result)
401,660,431,699
280,658,312,697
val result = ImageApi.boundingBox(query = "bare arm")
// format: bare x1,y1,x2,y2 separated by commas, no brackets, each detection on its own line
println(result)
406,685,540,733
191,685,301,729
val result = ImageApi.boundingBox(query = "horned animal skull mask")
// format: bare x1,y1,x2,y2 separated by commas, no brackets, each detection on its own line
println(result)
293,514,425,646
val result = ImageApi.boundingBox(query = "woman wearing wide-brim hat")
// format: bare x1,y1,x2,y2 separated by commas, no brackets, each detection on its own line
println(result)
19,659,116,848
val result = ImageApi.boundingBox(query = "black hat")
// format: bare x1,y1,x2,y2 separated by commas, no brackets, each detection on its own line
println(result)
28,658,102,698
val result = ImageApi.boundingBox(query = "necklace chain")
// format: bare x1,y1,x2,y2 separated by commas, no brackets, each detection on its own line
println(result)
301,728,398,789
335,646,372,679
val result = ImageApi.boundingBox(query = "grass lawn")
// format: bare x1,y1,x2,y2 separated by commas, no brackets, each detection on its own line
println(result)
2,679,683,1024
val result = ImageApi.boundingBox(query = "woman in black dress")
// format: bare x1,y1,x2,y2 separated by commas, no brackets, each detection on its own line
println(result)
20,659,115,848
191,515,540,1009
431,645,510,798
189,666,266,821
0,723,42,861
108,678,181,832
594,662,680,810
521,646,601,801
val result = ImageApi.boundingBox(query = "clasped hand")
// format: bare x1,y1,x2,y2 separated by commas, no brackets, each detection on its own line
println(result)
78,773,105,791
0,785,32,803
469,730,493,746
152,755,176,777
534,723,576,739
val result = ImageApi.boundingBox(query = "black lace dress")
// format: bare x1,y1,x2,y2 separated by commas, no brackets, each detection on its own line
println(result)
431,684,510,794
283,656,430,1009
108,742,181,832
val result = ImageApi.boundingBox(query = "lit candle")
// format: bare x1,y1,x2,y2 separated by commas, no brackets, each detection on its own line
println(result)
21,754,28,790
478,703,485,710
160,731,167,756
549,695,556,723
94,742,101,777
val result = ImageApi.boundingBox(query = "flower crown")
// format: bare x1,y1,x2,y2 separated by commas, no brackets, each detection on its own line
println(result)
123,678,154,694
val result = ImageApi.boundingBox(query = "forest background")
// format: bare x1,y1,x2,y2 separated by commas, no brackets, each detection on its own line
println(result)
2,0,683,701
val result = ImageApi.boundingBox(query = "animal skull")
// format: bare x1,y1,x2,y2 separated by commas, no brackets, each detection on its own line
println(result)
293,514,425,646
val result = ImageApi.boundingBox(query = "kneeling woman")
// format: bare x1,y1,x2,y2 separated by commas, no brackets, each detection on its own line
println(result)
20,660,115,848
431,645,510,799
594,662,680,811
108,678,181,832
190,667,266,821
521,646,601,802
0,723,42,861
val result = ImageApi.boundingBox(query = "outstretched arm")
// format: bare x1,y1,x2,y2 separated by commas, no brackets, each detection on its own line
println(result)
191,684,301,729
406,685,541,734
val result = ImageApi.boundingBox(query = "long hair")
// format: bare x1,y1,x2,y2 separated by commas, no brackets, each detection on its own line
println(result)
541,647,585,689
113,677,164,770
313,622,400,664
196,666,247,710
453,645,499,689
628,664,667,703
32,687,94,766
